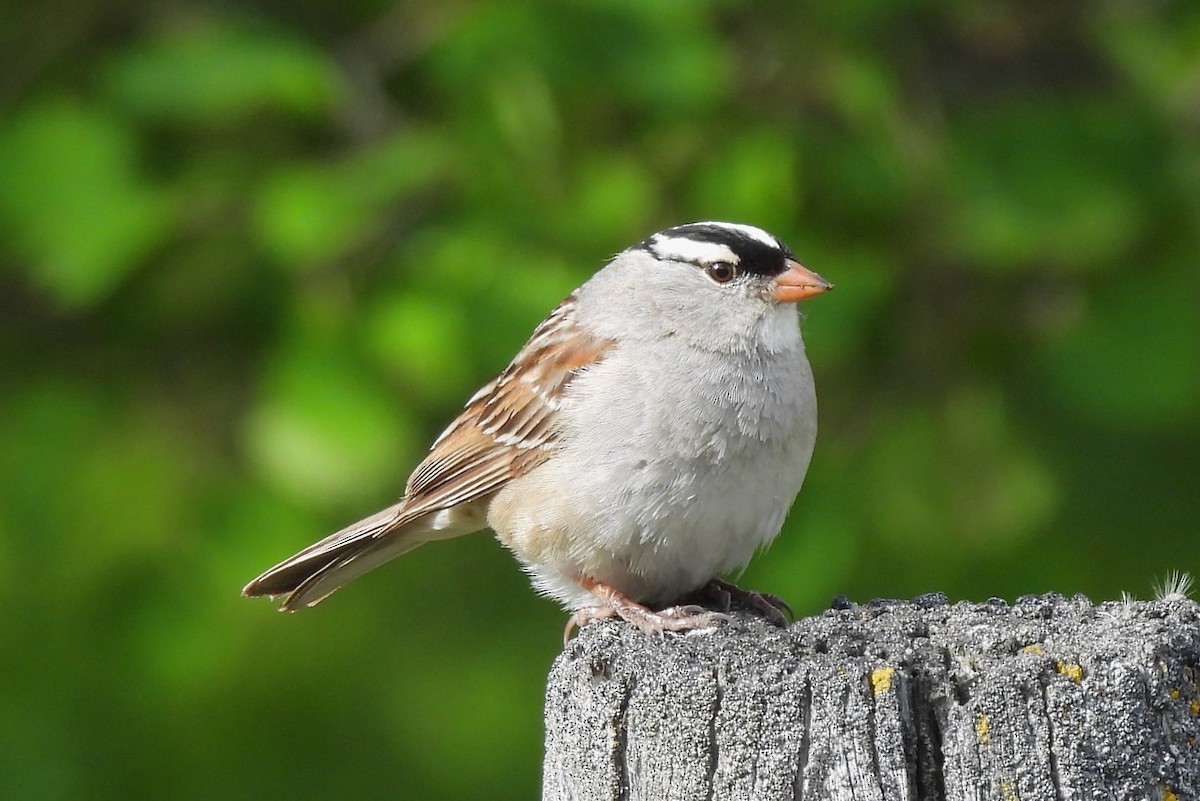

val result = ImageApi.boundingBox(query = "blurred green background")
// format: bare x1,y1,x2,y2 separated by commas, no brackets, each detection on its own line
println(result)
2,1,1198,798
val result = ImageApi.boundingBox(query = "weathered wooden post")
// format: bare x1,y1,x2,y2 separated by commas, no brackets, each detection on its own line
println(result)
543,594,1200,800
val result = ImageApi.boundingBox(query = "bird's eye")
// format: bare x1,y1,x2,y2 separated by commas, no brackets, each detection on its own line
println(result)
704,262,739,284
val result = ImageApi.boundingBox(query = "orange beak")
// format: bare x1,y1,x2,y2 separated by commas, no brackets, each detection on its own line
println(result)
771,259,833,303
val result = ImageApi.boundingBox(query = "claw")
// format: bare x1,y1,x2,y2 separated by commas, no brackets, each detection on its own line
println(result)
563,605,617,644
704,578,792,627
565,576,731,641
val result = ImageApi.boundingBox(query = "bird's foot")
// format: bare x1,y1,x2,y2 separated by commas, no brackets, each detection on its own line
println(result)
564,577,729,642
703,577,792,627
563,604,618,643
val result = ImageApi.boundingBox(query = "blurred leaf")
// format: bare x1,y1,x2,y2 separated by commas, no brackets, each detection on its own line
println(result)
0,379,199,601
102,20,342,123
364,290,473,402
943,100,1149,272
390,660,541,796
602,0,728,114
398,223,583,372
430,1,726,115
867,386,1059,551
485,62,562,162
0,99,172,306
1100,8,1200,122
555,153,659,248
245,337,418,507
0,698,82,800
1036,270,1200,428
690,129,799,229
254,131,451,267
824,50,901,133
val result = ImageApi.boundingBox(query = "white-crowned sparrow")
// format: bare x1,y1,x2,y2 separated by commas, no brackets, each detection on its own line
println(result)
243,222,832,636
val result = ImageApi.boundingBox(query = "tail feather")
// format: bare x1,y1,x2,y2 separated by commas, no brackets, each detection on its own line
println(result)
242,501,433,610
243,499,490,611
276,534,426,611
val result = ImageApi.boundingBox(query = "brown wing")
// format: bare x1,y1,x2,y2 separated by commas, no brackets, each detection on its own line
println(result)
243,293,612,609
401,292,612,519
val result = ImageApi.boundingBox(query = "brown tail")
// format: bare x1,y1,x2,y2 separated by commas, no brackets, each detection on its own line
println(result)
243,501,424,611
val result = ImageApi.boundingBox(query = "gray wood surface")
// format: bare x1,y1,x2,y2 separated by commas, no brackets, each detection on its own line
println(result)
543,594,1200,801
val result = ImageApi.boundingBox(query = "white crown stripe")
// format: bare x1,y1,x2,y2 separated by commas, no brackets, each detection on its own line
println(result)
649,235,740,265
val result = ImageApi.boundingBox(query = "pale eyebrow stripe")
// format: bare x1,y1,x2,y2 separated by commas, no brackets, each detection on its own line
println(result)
648,235,740,265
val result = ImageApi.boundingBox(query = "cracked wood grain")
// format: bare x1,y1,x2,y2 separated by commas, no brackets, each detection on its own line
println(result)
542,594,1200,801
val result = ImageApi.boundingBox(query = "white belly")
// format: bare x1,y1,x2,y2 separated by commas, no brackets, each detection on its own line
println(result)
487,334,817,610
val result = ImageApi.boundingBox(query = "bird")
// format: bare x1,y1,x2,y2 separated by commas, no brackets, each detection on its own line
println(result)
243,221,832,637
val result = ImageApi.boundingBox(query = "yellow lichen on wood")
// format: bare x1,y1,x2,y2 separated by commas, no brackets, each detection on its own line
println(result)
976,712,990,745
1055,660,1084,683
1021,644,1045,656
870,666,896,695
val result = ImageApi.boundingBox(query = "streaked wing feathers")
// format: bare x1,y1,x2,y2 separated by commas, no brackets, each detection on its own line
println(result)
403,292,610,518
243,293,610,609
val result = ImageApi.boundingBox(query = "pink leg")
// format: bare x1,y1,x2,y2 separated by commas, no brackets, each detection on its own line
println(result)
564,576,729,642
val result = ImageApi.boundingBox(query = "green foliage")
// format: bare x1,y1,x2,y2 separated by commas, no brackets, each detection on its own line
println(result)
1,2,1198,799
102,20,342,123
0,100,172,305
